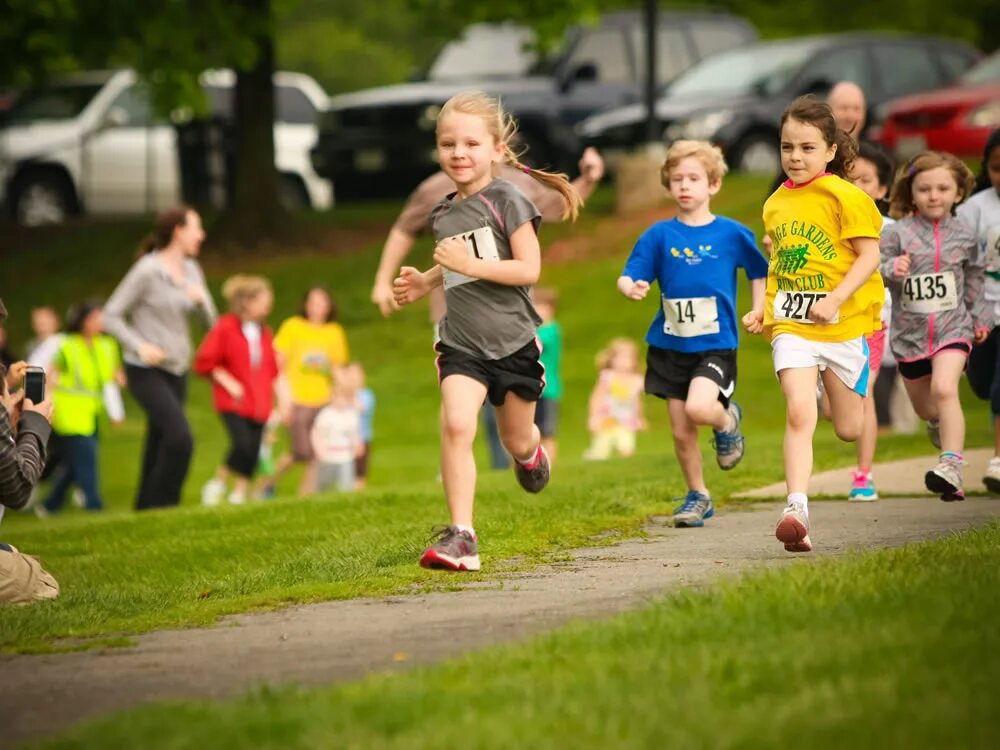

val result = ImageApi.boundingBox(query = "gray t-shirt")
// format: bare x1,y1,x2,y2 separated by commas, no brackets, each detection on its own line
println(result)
433,179,542,359
104,253,217,376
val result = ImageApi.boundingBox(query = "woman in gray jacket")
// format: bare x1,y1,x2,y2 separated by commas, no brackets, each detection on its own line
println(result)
104,206,216,510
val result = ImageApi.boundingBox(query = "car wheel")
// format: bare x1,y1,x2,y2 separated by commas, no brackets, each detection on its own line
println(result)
13,172,75,226
734,135,781,174
279,174,310,210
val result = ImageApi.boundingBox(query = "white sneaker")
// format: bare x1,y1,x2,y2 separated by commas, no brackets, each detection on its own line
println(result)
775,501,812,552
227,490,246,506
983,457,1000,495
201,478,226,507
71,488,86,509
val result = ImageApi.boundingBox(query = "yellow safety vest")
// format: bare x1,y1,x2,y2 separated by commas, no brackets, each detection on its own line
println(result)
51,335,120,436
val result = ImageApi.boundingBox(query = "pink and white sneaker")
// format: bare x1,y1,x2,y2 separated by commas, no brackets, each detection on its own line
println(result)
775,502,812,553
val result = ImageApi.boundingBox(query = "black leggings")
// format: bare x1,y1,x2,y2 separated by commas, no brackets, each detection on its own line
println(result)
126,365,193,510
221,412,265,478
969,327,1000,414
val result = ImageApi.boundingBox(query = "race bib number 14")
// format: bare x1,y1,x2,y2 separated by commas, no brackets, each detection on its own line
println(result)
441,226,501,289
662,296,720,337
773,291,839,324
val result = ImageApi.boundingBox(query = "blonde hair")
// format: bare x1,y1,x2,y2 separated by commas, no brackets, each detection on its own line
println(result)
221,274,271,315
533,286,558,310
595,338,641,373
437,91,582,221
661,139,728,189
889,150,976,219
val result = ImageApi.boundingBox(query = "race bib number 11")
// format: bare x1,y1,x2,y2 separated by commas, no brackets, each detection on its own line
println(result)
773,291,839,324
441,226,501,289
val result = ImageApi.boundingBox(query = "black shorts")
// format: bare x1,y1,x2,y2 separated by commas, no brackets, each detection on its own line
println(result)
435,339,545,406
534,397,560,437
645,345,737,408
897,342,971,381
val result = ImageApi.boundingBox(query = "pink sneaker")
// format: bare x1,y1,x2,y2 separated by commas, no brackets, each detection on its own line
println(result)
848,470,878,501
776,502,812,552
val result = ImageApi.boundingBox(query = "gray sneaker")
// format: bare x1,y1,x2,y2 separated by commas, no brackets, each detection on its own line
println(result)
671,490,714,528
419,526,481,571
711,402,745,470
925,456,964,501
514,445,550,493
926,420,942,450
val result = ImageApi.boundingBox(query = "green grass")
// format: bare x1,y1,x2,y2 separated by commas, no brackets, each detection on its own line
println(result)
0,175,993,653
37,522,1000,749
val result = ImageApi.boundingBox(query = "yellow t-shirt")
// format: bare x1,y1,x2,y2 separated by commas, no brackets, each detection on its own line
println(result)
273,316,350,407
763,174,884,342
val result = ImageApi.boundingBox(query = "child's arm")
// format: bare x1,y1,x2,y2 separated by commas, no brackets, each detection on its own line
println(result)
393,265,444,306
809,237,881,324
211,368,244,400
742,277,767,334
879,226,908,282
635,376,648,430
433,223,540,286
587,374,609,433
617,276,651,300
962,233,991,343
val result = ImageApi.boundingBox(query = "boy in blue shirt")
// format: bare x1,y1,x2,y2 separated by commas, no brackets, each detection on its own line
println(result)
618,140,768,527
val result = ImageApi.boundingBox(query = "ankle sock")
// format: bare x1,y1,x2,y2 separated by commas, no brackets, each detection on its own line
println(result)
787,492,808,513
940,451,963,462
518,443,543,470
454,524,476,539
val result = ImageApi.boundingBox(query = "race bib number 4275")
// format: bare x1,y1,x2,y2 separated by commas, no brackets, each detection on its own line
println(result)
441,226,501,289
773,290,839,324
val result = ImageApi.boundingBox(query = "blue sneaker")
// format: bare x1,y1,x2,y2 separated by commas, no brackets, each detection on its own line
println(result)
848,470,878,501
711,402,744,470
671,490,714,528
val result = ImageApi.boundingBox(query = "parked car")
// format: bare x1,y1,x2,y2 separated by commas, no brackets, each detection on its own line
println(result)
576,33,981,173
872,50,1000,160
0,68,333,225
310,12,758,197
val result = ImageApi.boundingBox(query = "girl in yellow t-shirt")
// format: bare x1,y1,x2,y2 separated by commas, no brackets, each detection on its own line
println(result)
742,95,884,554
261,286,349,497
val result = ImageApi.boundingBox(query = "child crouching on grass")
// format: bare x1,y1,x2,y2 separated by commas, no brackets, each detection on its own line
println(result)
618,140,767,528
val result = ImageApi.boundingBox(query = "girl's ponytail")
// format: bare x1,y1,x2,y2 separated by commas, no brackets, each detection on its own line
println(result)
829,127,858,179
503,144,583,222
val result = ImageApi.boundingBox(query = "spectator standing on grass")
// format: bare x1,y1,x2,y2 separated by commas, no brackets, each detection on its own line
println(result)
881,151,986,502
532,288,562,465
961,130,1000,493
25,306,63,369
104,205,217,510
0,298,58,604
260,286,349,498
310,368,363,493
617,140,767,527
196,275,279,507
40,300,125,515
393,92,581,572
344,361,376,490
583,338,647,462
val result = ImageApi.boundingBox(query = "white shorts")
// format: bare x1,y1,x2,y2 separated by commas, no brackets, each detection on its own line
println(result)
771,333,870,396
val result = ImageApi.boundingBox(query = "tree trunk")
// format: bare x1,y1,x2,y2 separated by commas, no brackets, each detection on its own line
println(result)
219,0,288,244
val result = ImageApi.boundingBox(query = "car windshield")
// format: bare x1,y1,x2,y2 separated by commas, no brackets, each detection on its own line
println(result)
667,40,818,98
428,23,540,80
961,51,1000,85
3,83,105,126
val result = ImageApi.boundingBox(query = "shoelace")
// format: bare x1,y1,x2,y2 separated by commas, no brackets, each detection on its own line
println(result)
851,470,869,486
675,493,706,514
711,431,738,454
427,524,457,544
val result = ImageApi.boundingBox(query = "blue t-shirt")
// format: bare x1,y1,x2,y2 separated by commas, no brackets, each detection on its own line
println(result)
622,216,768,353
358,388,376,442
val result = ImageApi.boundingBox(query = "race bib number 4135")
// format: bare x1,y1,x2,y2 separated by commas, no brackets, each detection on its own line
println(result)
900,271,958,314
441,226,501,289
773,291,839,324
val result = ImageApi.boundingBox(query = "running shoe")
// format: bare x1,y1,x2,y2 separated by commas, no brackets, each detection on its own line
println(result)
711,402,745,470
926,420,942,450
983,456,1000,495
419,525,481,571
227,490,246,505
671,490,714,528
201,478,225,507
925,456,964,501
848,470,878,501
514,445,550,493
775,501,812,552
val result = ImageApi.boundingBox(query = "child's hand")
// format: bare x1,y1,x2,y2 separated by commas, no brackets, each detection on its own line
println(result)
393,267,430,306
975,327,991,344
742,309,764,334
808,295,840,325
223,379,244,401
433,237,469,274
893,254,911,279
618,277,650,300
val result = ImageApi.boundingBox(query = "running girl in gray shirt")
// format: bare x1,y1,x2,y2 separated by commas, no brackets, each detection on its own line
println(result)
393,92,581,572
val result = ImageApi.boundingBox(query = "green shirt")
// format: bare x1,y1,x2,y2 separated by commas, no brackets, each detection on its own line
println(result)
538,320,562,400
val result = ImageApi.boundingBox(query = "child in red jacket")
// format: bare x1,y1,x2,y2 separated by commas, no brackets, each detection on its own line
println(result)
195,275,278,506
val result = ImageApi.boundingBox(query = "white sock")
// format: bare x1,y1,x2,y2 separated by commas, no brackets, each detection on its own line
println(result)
787,492,808,513
454,524,476,538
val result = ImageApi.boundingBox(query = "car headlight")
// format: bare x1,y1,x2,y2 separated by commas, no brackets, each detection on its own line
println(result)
967,101,1000,128
671,110,735,141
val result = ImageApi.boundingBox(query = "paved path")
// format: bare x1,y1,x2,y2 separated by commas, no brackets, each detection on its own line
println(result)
2,492,998,747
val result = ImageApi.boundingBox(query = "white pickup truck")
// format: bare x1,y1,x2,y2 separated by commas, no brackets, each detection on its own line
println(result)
0,69,333,225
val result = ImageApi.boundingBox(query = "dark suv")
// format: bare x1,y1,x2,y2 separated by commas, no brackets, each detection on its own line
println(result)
310,12,757,197
576,33,980,173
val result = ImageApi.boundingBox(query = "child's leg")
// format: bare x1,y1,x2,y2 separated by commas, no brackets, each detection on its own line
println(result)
821,368,864,442
667,398,707,493
683,377,729,432
929,350,967,454
902,374,936,422
440,374,488,527
778,366,820,495
857,370,881,472
585,430,613,460
495,391,541,463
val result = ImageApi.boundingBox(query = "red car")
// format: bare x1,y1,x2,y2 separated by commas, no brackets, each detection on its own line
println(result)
875,50,1000,159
